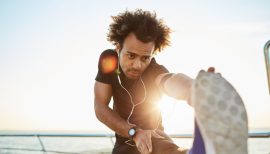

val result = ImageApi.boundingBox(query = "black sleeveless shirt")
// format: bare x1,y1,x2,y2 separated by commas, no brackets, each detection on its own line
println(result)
95,49,169,131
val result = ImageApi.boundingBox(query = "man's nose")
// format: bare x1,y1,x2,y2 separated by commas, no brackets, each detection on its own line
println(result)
132,59,142,70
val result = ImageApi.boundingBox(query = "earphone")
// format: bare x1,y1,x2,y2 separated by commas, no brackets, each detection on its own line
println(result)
116,51,146,125
116,50,161,146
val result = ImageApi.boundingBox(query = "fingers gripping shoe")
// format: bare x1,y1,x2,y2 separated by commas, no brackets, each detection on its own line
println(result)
191,71,248,154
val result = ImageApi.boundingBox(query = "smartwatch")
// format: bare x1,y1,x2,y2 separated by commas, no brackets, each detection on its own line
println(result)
128,127,137,139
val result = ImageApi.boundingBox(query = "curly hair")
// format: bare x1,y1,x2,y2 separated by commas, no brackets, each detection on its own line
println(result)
107,9,171,52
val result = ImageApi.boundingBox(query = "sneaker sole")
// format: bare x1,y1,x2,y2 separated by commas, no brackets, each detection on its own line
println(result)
191,71,248,154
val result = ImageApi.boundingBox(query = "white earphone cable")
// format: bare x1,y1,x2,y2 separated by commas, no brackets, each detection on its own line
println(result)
117,75,146,125
117,52,161,146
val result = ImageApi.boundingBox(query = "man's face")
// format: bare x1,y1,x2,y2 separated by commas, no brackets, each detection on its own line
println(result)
118,33,155,79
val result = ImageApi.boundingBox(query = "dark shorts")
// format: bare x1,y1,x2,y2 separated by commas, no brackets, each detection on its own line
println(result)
112,130,188,154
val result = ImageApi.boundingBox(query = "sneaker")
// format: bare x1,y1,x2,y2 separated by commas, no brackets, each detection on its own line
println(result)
191,70,248,154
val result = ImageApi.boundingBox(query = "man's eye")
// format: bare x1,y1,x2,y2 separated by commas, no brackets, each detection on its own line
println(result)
128,54,135,59
142,57,150,62
145,57,150,60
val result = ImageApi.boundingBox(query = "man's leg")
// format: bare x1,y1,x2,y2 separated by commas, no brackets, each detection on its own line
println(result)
189,71,248,154
188,120,205,154
151,130,189,154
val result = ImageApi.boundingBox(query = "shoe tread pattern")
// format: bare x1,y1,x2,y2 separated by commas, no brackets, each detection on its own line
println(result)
192,71,248,154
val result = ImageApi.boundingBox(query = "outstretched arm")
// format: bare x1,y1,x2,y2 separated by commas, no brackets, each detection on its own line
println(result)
156,67,216,104
156,73,193,101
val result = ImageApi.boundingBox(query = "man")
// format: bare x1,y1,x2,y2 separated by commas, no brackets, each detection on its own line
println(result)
94,9,248,154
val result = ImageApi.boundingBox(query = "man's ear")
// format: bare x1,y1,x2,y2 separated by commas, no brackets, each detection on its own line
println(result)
116,44,121,55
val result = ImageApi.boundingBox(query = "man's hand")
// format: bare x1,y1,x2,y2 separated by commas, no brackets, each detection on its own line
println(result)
133,129,164,154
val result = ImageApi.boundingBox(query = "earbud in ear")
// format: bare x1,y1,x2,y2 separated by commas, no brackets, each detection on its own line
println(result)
115,68,121,75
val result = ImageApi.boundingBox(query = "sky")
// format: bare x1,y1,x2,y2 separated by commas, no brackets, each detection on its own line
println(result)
0,0,269,133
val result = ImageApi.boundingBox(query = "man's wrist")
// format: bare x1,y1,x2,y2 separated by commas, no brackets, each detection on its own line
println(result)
128,126,138,139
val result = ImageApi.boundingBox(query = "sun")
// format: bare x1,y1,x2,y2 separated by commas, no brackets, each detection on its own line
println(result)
158,95,195,134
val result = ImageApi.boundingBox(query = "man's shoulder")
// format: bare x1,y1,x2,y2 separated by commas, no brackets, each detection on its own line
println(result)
100,49,117,56
149,58,168,71
143,58,169,79
95,49,118,84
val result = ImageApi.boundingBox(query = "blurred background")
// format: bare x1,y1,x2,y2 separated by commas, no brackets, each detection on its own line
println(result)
0,0,269,153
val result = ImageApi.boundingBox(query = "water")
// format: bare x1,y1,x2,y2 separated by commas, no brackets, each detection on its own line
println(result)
0,136,269,154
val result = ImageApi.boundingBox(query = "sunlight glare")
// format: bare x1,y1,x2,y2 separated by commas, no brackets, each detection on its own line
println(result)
158,95,194,134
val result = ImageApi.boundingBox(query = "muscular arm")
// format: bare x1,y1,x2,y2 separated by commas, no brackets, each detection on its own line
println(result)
156,67,216,104
94,81,133,138
95,81,158,153
155,73,193,102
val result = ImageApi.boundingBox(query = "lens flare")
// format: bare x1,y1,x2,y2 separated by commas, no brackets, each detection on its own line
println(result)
101,55,117,74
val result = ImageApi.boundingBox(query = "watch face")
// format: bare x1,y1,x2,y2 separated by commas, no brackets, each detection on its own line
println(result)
129,128,136,136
